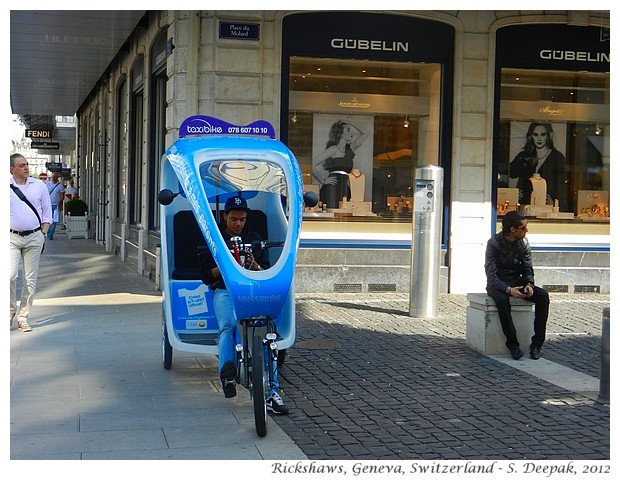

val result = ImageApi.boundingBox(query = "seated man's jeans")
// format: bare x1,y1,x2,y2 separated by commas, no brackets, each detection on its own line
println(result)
487,285,550,350
213,288,279,395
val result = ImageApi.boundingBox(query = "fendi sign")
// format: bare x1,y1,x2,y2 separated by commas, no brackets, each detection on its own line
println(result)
26,129,52,138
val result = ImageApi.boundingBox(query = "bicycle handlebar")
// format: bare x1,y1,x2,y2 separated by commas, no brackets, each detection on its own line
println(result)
250,240,285,249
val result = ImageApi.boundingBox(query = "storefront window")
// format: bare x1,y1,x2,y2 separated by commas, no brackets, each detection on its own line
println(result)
494,25,610,228
497,68,610,222
287,57,442,221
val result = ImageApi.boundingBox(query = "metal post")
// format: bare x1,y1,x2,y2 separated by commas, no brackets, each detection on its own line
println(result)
409,165,443,318
598,307,610,404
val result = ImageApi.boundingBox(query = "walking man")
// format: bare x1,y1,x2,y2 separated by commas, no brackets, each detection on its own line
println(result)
10,154,52,332
46,172,65,239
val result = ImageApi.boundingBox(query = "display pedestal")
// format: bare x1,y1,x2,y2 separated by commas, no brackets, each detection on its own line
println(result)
334,199,375,216
530,174,547,206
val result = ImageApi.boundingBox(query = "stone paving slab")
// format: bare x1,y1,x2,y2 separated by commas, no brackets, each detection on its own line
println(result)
10,234,306,462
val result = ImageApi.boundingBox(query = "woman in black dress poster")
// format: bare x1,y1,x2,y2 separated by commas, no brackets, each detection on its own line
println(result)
312,120,369,208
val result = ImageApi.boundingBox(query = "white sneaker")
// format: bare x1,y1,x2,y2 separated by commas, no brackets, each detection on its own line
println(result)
18,321,32,332
266,392,289,415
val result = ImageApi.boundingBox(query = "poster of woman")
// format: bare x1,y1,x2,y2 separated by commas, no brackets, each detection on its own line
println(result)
508,121,568,208
312,114,374,208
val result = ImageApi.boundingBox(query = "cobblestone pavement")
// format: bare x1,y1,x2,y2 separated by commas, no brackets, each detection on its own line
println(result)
11,232,610,462
272,292,610,460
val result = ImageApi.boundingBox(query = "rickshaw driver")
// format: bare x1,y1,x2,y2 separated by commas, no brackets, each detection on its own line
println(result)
199,196,289,415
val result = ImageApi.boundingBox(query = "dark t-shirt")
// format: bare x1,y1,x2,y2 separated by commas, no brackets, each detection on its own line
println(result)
199,224,270,290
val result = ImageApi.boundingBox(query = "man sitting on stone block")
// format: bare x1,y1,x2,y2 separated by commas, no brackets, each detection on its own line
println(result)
484,210,550,360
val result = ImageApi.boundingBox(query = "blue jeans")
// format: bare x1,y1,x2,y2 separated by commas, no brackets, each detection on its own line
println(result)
48,204,58,239
213,288,279,395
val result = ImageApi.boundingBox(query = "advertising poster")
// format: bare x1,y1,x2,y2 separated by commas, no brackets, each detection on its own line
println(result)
508,121,567,189
311,114,374,206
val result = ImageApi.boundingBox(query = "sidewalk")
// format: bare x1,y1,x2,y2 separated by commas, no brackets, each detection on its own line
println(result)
10,230,305,460
10,229,610,461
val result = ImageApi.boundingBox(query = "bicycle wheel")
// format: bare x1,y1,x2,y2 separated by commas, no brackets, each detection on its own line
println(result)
252,335,268,437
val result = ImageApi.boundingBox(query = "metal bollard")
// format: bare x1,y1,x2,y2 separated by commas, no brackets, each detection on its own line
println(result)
409,165,443,318
597,307,610,404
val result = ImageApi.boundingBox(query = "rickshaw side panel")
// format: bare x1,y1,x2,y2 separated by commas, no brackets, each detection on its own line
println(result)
170,281,218,332
160,157,220,354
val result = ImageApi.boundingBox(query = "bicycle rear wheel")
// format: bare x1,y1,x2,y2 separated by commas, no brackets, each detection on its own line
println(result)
162,315,173,370
252,335,268,437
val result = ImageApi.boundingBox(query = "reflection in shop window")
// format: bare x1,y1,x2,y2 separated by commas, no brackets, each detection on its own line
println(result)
287,57,441,220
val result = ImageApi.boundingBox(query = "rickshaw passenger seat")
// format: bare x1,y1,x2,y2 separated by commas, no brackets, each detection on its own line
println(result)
172,210,206,280
172,209,269,280
246,210,268,240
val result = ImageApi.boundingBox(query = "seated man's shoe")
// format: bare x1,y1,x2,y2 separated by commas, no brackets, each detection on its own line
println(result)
510,347,524,360
220,361,237,398
530,346,542,360
266,392,289,415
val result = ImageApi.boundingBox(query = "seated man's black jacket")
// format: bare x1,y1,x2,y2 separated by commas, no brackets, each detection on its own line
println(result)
484,232,535,295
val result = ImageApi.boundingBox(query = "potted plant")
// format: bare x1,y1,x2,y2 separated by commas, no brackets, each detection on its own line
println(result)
64,198,89,239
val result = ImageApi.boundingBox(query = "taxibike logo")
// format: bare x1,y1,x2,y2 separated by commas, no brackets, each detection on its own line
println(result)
186,120,223,135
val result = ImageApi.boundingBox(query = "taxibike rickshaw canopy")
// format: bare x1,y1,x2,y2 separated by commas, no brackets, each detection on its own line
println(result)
160,116,304,320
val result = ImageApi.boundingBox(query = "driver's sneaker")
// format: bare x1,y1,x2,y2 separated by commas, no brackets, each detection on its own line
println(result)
220,361,237,398
266,392,289,415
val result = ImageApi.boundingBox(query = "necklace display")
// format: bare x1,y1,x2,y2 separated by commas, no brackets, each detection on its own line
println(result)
348,169,365,202
530,173,547,206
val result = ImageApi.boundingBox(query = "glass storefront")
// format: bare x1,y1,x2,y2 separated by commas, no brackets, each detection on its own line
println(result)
494,25,610,234
287,57,442,218
281,12,454,245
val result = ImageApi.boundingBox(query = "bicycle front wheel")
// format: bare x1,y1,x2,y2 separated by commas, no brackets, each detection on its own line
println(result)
252,335,268,437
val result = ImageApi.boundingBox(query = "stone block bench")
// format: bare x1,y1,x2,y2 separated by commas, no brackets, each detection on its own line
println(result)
466,293,534,355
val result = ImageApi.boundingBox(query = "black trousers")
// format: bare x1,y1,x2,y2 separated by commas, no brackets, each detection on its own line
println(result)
487,285,550,351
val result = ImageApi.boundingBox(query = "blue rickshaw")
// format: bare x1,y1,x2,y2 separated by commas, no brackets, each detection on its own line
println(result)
157,115,316,436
